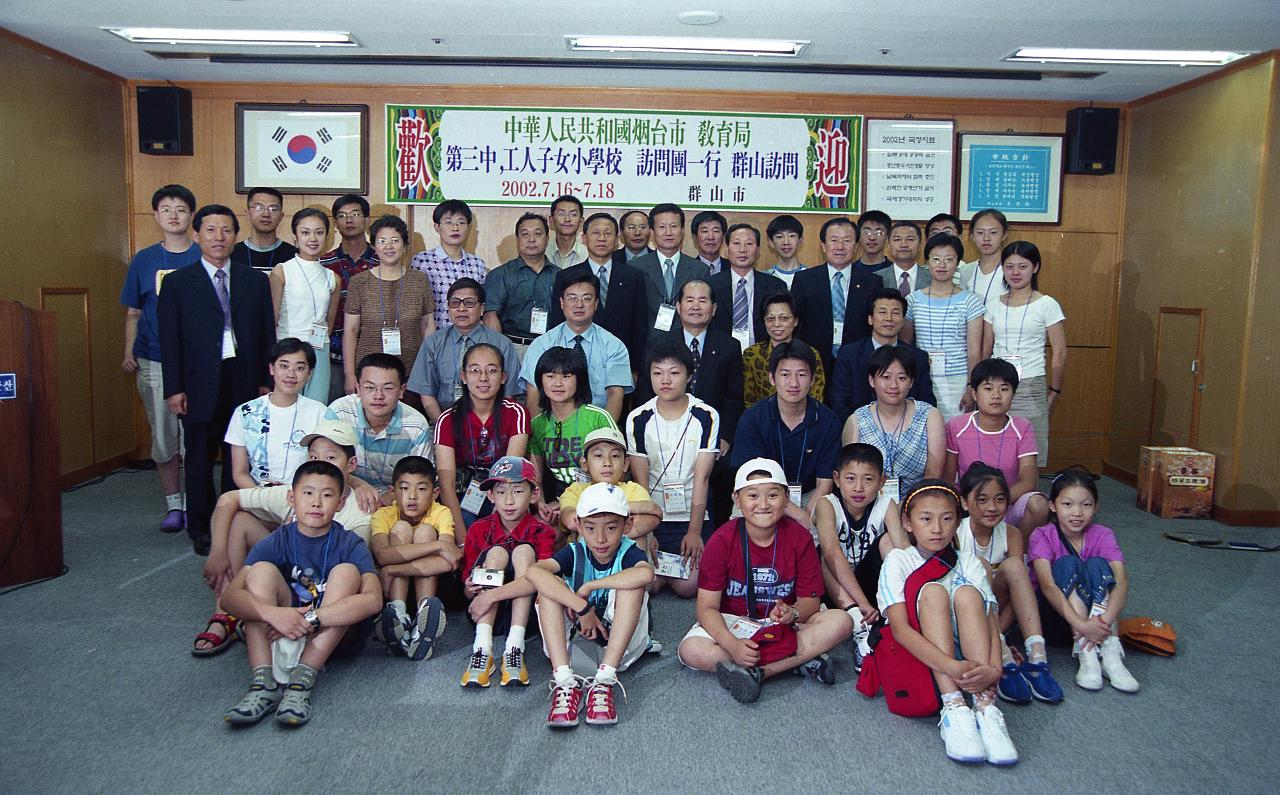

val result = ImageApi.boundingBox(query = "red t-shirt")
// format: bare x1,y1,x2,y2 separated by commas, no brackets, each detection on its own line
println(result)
434,399,529,469
697,516,825,619
462,511,556,575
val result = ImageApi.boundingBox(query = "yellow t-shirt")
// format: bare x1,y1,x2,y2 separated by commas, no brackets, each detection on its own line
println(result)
370,502,455,538
559,480,652,512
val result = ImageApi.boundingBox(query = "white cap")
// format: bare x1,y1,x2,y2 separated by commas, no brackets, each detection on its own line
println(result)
733,458,789,492
576,482,630,519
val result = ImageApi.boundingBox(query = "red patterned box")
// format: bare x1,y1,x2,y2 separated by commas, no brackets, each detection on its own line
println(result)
1137,446,1215,519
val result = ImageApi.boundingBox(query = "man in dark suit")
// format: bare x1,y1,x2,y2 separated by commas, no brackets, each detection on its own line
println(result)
159,204,275,554
629,203,709,334
549,212,650,375
826,287,937,419
790,217,883,396
879,220,932,294
708,223,787,349
635,279,743,526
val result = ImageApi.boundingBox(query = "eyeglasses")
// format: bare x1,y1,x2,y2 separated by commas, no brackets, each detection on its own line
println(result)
249,203,282,213
562,293,595,305
623,224,649,232
373,237,403,246
359,382,398,395
335,211,365,221
927,256,958,265
448,298,480,308
465,366,502,379
554,210,581,219
157,207,190,216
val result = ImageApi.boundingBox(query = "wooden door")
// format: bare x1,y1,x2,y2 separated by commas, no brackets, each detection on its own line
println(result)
1148,307,1205,448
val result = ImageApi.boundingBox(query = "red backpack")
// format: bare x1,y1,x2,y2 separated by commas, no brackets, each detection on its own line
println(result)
855,547,956,718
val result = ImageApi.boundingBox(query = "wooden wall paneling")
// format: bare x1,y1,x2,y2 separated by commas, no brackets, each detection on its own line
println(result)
1046,345,1114,473
39,289,94,474
1018,231,1119,347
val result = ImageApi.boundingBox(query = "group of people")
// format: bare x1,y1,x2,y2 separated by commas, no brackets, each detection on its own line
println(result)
122,184,1133,766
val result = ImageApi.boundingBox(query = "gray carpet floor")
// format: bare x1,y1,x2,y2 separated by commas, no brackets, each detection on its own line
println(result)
1,472,1277,793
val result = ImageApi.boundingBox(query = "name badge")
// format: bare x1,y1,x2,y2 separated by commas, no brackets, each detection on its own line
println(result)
662,482,688,514
928,350,946,373
881,477,900,504
452,380,464,401
788,483,803,507
655,303,677,331
833,320,845,344
1004,354,1023,380
461,479,487,514
308,322,329,350
154,269,175,295
221,327,236,360
731,327,751,350
529,307,548,336
381,327,402,355
726,616,765,640
654,551,691,580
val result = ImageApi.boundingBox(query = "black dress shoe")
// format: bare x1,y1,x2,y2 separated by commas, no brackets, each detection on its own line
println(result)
191,535,212,556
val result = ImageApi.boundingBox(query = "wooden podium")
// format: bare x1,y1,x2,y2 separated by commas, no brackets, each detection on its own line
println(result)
0,300,63,586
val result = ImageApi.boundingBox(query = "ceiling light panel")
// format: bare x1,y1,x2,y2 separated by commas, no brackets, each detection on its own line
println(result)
1007,47,1250,66
104,27,357,47
567,35,806,57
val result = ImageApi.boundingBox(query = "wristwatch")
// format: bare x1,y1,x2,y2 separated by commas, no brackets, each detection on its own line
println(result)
790,606,801,623
576,601,594,618
304,608,322,632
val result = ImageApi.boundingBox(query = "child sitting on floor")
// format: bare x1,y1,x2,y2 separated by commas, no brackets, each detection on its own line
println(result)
676,459,853,704
219,460,380,728
877,479,1018,765
1028,469,1138,694
957,463,1063,704
471,482,655,728
814,443,908,672
559,428,662,544
369,456,459,661
460,456,557,688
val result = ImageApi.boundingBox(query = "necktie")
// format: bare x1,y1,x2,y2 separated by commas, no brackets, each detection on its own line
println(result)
689,337,701,392
831,270,846,355
573,334,585,355
733,277,749,334
213,268,231,329
898,271,911,297
663,258,675,302
597,265,609,307
457,334,471,378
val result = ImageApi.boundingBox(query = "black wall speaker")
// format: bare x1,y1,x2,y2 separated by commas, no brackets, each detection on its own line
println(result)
137,86,193,156
1065,107,1119,175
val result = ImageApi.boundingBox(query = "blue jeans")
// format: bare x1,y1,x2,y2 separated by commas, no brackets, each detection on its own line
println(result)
1050,556,1115,609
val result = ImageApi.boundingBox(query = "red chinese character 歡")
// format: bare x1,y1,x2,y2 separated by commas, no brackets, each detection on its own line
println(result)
814,127,849,198
396,116,434,192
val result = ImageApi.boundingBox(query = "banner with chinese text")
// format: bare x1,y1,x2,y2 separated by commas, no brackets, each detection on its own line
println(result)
387,105,862,213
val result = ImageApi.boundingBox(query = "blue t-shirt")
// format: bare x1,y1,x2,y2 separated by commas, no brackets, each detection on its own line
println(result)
552,537,646,610
244,521,376,607
119,242,201,361
731,397,841,493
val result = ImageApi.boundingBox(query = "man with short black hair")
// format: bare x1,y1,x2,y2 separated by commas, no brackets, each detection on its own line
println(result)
630,203,709,333
410,199,487,330
121,184,200,533
852,209,892,273
618,210,652,260
484,213,558,349
691,210,728,276
547,194,589,269
880,220,930,294
231,187,297,276
322,194,378,402
708,223,787,350
826,287,937,418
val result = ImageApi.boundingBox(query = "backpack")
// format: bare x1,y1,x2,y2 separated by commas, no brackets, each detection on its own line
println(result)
855,547,956,718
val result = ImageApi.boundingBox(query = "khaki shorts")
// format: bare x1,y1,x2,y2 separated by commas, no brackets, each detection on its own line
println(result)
537,590,651,678
136,357,183,462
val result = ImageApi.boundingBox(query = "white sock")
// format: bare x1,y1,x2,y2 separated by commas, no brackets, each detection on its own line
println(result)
845,607,868,633
505,625,526,652
1024,634,1047,663
165,493,184,512
595,664,618,684
999,634,1015,665
553,665,575,687
941,690,965,707
389,599,407,617
473,623,493,654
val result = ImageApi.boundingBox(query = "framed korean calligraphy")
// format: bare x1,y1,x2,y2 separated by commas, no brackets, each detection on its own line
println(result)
957,132,1064,224
386,105,862,213
235,103,368,195
863,118,955,220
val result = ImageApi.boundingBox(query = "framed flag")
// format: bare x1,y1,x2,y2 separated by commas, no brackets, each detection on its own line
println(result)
235,103,368,194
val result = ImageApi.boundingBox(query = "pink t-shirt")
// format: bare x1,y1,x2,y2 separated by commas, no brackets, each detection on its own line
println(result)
1027,522,1125,588
946,412,1037,486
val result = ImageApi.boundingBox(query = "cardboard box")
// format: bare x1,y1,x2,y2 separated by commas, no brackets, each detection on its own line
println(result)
1137,446,1216,519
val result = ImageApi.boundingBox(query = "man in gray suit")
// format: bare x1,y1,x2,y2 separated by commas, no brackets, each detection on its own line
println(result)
630,202,710,333
879,220,931,295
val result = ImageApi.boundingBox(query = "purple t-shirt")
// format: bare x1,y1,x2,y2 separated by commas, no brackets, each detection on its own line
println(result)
1026,522,1124,588
946,412,1037,487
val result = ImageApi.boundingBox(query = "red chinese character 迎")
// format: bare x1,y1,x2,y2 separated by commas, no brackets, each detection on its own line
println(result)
814,127,850,198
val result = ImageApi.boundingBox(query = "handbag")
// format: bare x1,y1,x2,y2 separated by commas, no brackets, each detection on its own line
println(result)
739,519,800,666
856,547,956,718
1119,617,1177,656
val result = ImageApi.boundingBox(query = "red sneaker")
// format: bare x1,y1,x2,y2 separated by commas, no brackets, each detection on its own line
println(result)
585,679,624,725
546,680,583,728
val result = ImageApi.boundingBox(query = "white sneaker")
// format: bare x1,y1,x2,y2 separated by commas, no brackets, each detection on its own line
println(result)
1100,636,1140,692
975,704,1019,766
1075,645,1103,691
938,703,985,763
846,608,872,672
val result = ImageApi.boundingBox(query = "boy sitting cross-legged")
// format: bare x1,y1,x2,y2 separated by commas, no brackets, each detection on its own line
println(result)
460,456,557,688
677,458,853,704
219,460,381,728
471,482,656,728
559,428,662,544
369,455,459,661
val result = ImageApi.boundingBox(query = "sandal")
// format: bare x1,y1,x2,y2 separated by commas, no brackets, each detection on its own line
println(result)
192,612,240,657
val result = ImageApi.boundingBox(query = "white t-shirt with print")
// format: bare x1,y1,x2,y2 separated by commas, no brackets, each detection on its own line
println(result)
876,545,996,614
983,294,1065,379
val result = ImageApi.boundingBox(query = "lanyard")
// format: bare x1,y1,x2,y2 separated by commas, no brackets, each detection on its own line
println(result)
290,524,335,607
296,259,329,322
975,415,1009,472
924,284,958,351
775,401,809,484
872,402,909,477
467,409,497,467
268,396,301,482
653,411,695,485
1002,294,1032,354
376,269,403,329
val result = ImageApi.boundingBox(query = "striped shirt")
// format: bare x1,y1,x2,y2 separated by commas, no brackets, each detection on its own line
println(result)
325,395,433,490
409,246,487,330
626,396,719,523
905,288,985,377
853,400,934,490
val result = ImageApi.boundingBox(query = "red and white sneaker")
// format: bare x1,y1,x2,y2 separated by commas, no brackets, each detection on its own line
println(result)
585,678,625,725
546,679,584,728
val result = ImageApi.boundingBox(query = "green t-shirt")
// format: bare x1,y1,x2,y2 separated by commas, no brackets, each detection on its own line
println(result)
529,403,618,487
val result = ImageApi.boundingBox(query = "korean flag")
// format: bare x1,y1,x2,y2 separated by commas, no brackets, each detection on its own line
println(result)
241,108,362,190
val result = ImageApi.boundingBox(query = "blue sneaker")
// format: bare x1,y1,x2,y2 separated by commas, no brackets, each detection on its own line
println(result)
1019,660,1065,703
996,662,1033,704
